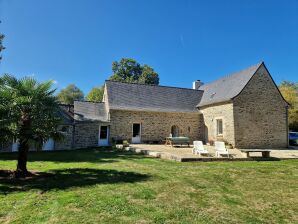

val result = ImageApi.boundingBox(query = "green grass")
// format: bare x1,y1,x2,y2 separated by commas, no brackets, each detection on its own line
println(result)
0,148,298,224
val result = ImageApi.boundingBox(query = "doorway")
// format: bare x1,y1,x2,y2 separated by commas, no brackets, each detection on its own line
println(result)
98,125,109,146
42,138,55,151
132,123,141,143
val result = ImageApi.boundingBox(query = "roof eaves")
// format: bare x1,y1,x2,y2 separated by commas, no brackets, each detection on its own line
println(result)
197,99,233,108
109,107,199,113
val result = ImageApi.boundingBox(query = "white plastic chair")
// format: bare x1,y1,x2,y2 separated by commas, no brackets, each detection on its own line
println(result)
193,141,209,156
215,141,229,157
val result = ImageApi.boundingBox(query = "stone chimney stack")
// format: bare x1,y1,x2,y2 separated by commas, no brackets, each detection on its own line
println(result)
192,80,203,90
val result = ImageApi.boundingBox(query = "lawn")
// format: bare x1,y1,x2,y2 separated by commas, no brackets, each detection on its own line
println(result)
0,148,298,224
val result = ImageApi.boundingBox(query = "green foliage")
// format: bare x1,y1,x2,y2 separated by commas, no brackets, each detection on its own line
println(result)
138,65,159,85
57,84,84,104
110,58,159,85
279,81,298,131
0,33,5,61
0,74,63,149
86,86,104,102
122,140,130,147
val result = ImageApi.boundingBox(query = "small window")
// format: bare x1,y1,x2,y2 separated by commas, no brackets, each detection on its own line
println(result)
216,119,223,136
60,126,69,133
100,126,108,139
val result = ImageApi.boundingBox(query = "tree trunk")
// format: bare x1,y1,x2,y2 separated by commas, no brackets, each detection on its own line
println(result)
15,112,31,177
16,140,29,177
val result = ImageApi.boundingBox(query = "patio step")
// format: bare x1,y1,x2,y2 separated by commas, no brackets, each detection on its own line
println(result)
118,145,297,162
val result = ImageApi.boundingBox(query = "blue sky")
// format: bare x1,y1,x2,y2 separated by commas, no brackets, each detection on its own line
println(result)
0,0,297,94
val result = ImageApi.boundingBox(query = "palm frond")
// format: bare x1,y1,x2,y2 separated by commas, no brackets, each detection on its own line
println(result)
1,74,62,147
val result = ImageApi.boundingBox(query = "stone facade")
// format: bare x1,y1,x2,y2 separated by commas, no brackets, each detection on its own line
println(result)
233,66,288,148
200,102,235,146
73,121,101,149
55,125,74,150
109,109,204,143
1,63,289,152
198,65,288,149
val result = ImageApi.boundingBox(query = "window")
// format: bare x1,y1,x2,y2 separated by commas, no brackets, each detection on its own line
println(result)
100,126,108,139
60,126,69,133
171,125,180,137
216,119,223,136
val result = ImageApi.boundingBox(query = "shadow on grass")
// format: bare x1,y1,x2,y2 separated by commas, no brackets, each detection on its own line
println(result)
0,168,150,195
0,147,148,163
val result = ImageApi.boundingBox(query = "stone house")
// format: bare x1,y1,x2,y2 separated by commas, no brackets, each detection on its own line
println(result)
0,62,289,151
74,62,288,149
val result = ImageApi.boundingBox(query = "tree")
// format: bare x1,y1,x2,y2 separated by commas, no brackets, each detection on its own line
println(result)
138,64,159,85
279,81,298,131
57,84,84,104
0,31,5,61
109,58,159,85
86,87,104,102
0,75,63,177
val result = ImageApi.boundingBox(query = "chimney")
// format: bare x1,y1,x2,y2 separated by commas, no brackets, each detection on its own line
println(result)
192,80,203,90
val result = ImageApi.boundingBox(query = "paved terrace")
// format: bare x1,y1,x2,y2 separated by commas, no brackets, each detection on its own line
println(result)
126,144,298,162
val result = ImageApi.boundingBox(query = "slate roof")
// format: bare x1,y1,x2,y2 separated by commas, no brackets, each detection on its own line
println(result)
105,80,203,113
72,62,265,116
57,104,74,124
197,62,263,107
74,101,108,121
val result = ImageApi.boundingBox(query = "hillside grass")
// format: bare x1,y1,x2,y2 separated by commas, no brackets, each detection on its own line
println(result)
0,148,298,223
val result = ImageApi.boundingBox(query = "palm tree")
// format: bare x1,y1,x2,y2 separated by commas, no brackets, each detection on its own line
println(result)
0,75,63,177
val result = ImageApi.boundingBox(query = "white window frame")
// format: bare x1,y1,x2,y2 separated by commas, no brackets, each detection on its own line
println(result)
216,118,223,136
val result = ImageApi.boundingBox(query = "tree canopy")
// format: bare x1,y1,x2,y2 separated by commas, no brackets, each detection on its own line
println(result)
86,87,104,102
84,58,159,102
109,58,159,85
0,75,63,176
57,84,84,104
279,81,298,131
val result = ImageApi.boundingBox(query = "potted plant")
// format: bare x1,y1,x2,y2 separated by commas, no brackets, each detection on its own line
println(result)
223,140,233,149
208,139,215,146
123,140,130,147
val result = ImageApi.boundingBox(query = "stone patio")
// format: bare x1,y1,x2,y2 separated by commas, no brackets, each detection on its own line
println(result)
121,144,298,162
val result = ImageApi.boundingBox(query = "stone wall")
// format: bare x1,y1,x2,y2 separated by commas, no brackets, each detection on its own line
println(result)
109,110,204,143
55,125,74,150
233,65,288,148
200,102,235,146
73,121,100,149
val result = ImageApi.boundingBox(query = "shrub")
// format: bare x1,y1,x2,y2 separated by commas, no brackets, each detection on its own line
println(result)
123,140,130,147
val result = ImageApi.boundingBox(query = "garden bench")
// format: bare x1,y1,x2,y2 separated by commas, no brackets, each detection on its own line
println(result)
240,149,271,158
165,137,190,147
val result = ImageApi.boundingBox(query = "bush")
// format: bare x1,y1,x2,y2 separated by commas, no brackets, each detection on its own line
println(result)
123,140,130,147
